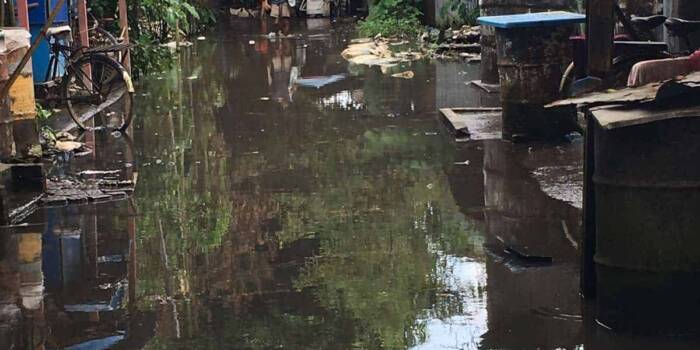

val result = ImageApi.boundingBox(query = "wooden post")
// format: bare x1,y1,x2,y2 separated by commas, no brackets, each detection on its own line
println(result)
77,0,89,48
16,0,29,30
0,0,66,101
118,0,131,74
586,0,615,78
664,0,680,52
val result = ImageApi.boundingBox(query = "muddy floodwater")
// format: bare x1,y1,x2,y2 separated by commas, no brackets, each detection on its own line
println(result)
2,19,700,349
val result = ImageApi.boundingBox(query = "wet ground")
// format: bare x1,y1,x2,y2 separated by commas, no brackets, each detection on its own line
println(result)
2,18,700,349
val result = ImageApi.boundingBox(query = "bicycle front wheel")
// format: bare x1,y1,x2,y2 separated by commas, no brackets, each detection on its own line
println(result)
63,54,134,131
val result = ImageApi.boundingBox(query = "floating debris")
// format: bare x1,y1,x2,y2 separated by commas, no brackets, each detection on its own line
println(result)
294,74,346,88
55,140,86,153
504,245,553,264
391,71,414,79
341,39,408,67
78,170,122,177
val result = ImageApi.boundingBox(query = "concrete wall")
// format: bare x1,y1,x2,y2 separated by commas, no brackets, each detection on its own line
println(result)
665,0,700,52
0,28,38,161
424,0,478,28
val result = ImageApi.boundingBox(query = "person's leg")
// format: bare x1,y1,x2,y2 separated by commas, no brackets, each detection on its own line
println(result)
281,3,291,35
270,3,280,32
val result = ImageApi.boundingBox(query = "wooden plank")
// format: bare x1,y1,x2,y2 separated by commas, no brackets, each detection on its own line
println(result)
477,11,585,29
438,107,502,141
547,71,700,108
118,0,131,74
587,0,615,78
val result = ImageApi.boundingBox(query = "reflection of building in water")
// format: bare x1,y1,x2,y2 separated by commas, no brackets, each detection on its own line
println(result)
481,140,583,348
448,140,584,348
0,230,46,350
41,204,130,348
0,201,135,349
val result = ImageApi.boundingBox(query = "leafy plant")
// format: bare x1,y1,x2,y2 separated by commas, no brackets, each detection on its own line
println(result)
358,0,424,38
35,103,52,123
90,0,217,76
130,33,175,78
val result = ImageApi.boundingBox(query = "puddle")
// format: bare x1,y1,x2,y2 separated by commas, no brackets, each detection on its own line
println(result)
1,18,699,350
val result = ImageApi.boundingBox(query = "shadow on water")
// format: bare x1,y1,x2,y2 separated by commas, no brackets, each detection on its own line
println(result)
1,17,700,349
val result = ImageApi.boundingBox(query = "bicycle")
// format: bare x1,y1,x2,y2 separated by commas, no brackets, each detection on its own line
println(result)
41,25,134,131
69,10,127,63
559,1,675,97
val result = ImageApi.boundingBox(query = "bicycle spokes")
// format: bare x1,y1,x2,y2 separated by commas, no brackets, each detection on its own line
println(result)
65,56,133,130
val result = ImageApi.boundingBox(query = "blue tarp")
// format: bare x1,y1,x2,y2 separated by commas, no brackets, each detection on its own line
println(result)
477,11,586,29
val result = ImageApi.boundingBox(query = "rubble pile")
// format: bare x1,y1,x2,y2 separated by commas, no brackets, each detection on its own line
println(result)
44,175,135,206
425,25,482,61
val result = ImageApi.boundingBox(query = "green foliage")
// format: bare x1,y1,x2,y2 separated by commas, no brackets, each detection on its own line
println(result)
358,0,424,38
437,1,479,29
91,0,216,76
135,0,216,41
35,103,52,123
130,33,175,78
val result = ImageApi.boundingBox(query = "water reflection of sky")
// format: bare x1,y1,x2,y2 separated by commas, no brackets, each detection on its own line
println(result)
317,89,364,110
414,256,488,350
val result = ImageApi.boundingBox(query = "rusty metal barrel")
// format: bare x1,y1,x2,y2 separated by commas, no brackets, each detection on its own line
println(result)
588,106,700,335
478,12,584,141
479,0,576,85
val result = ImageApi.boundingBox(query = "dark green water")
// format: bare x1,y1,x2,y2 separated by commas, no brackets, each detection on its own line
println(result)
1,18,699,350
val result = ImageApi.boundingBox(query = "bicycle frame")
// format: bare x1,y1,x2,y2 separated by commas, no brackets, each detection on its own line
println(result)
45,37,111,104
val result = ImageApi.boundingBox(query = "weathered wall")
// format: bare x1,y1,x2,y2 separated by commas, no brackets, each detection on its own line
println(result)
665,0,700,51
425,0,478,28
0,53,12,160
0,28,38,162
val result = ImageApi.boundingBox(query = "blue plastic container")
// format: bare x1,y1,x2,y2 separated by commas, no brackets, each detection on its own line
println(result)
26,0,70,82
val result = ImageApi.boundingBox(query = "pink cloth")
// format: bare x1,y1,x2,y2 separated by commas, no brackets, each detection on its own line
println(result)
627,57,693,87
689,50,700,71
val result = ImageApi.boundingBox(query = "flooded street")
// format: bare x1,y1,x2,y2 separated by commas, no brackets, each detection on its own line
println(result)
2,18,700,349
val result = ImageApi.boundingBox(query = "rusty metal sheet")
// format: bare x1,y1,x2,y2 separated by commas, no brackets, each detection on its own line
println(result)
547,71,700,108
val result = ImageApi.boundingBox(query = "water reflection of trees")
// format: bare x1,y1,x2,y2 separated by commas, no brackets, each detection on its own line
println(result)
132,35,485,349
